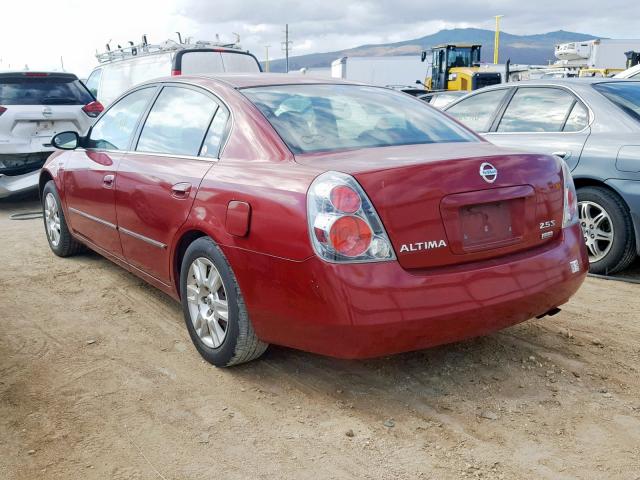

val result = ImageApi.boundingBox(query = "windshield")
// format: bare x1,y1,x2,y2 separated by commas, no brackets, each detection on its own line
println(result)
0,76,94,105
593,82,640,121
243,84,478,154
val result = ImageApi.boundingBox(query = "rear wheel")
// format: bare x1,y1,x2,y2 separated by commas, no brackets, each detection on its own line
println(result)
42,181,82,257
577,186,636,274
180,237,268,367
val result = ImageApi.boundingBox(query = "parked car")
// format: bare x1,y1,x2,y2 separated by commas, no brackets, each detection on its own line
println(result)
417,90,467,109
614,64,640,79
40,74,587,367
0,71,102,198
444,79,640,274
86,39,262,106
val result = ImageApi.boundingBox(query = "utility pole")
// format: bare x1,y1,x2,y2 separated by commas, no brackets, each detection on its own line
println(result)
494,15,504,64
282,24,292,73
264,45,271,72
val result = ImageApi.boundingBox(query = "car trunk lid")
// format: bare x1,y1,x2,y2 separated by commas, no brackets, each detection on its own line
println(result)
296,143,564,269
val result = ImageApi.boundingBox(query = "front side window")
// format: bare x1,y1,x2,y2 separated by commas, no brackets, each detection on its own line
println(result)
136,86,218,156
243,84,477,154
446,89,509,132
593,81,640,122
88,87,155,150
497,87,577,133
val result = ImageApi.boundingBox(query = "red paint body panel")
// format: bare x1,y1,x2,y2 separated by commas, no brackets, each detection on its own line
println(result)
40,74,589,361
223,225,587,358
115,153,212,284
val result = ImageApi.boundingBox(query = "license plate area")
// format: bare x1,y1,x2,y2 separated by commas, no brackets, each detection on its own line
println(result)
440,185,536,255
460,199,522,250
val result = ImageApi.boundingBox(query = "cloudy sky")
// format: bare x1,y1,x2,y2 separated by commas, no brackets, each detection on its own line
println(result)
1,0,639,77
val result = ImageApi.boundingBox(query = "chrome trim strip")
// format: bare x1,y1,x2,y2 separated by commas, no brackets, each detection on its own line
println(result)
69,207,117,230
119,226,167,249
125,150,217,163
69,207,166,248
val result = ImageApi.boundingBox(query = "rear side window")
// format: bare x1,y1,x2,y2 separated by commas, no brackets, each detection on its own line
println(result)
0,76,94,105
89,87,155,150
200,107,230,158
563,102,589,132
446,89,509,132
497,87,578,132
136,86,218,156
244,84,477,154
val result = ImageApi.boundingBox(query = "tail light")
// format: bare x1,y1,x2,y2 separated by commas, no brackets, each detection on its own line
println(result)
0,106,6,116
171,69,182,76
307,171,395,263
82,101,104,118
561,160,578,227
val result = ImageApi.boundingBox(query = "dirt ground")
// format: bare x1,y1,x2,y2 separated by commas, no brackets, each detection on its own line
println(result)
1,196,639,480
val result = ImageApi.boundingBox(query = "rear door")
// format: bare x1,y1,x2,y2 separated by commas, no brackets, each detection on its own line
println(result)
0,73,96,155
64,86,157,256
115,84,229,284
483,86,591,170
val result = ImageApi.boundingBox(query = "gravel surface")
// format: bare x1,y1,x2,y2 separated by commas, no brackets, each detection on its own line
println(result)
1,196,639,479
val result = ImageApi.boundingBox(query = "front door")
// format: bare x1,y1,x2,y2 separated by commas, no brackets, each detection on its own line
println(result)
483,86,591,171
115,85,230,284
64,87,156,256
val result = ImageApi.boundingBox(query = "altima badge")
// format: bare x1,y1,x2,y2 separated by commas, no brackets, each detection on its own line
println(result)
479,162,498,183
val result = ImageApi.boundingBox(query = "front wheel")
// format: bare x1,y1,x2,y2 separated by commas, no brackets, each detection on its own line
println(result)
577,186,636,274
42,181,82,257
180,237,268,367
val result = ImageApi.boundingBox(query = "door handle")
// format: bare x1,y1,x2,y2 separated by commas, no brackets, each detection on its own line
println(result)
552,151,571,159
103,174,115,188
171,182,192,198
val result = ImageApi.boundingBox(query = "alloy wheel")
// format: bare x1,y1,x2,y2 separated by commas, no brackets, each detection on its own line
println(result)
578,200,613,263
44,193,61,247
186,257,229,348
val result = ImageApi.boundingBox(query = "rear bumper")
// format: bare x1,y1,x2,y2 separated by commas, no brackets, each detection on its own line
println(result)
227,224,589,359
0,169,40,199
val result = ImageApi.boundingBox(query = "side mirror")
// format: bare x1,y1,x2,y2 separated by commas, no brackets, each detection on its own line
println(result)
51,131,80,150
421,51,427,63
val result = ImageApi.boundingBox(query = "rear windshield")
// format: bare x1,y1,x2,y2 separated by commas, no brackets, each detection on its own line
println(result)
243,84,478,154
181,51,260,74
0,76,94,105
593,81,640,121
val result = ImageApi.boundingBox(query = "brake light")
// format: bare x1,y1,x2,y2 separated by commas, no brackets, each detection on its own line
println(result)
0,106,6,116
23,72,49,77
171,69,182,76
561,159,578,227
307,171,395,262
82,101,104,118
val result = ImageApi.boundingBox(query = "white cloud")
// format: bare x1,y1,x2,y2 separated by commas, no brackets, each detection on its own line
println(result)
1,0,639,77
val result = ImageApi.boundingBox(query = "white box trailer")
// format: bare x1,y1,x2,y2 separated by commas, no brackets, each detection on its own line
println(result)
555,39,640,69
331,56,424,88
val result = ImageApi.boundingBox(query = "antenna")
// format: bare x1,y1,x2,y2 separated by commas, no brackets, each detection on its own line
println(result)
176,32,183,44
142,34,148,46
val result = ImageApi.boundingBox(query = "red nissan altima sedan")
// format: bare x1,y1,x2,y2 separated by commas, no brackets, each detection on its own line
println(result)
40,74,588,367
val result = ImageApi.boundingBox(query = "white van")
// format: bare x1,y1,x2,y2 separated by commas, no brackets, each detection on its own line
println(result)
85,39,262,105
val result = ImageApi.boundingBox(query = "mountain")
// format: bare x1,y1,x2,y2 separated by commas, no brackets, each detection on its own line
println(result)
266,28,600,72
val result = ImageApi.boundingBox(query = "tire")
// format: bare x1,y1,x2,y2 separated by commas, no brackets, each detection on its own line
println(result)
42,181,82,257
577,186,636,275
180,237,268,367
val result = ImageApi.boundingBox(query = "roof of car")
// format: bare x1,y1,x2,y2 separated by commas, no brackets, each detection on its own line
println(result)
185,73,356,89
463,77,640,92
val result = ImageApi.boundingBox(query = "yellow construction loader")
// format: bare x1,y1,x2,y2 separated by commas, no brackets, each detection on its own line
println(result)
421,44,501,91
